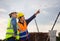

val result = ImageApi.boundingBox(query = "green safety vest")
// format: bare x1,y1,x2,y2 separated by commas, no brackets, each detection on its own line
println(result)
5,18,20,40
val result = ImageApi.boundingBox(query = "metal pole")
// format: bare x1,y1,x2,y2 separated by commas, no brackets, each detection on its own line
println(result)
34,19,39,41
46,12,60,41
51,12,60,30
34,19,39,32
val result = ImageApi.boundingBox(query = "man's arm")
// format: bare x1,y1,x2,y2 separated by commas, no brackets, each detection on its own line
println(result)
26,9,40,25
11,18,17,36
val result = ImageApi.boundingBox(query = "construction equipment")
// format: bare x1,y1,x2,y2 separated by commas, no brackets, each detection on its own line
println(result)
34,19,39,32
51,12,60,30
47,12,60,41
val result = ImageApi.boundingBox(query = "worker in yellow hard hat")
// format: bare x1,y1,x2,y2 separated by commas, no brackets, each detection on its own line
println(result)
17,9,40,41
17,12,24,18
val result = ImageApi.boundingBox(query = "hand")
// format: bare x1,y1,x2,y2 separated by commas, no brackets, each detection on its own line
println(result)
13,34,16,38
35,9,40,16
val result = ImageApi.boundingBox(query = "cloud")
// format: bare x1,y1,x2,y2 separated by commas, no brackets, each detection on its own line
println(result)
0,18,7,23
0,18,7,39
0,8,7,12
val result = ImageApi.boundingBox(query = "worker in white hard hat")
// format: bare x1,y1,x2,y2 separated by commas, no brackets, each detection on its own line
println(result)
5,12,19,41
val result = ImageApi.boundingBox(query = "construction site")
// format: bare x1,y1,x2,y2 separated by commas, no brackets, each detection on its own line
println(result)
0,0,60,41
0,12,60,41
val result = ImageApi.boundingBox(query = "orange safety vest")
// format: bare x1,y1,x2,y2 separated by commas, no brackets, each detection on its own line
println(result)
18,21,30,39
18,21,27,32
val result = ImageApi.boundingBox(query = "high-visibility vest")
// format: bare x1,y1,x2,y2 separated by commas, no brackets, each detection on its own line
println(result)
5,18,20,40
18,21,27,32
18,21,29,39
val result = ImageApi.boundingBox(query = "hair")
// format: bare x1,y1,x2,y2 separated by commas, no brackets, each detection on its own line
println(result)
9,12,17,18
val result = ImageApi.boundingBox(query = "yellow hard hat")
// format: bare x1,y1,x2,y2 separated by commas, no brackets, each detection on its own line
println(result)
17,12,24,18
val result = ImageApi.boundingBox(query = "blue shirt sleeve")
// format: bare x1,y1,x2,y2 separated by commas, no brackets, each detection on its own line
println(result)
11,18,17,35
26,14,36,25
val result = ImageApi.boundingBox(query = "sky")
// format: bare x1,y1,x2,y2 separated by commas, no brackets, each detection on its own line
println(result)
0,0,60,40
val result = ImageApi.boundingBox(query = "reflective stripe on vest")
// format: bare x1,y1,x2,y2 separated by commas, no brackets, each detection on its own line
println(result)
20,33,29,38
18,21,29,38
20,30,29,38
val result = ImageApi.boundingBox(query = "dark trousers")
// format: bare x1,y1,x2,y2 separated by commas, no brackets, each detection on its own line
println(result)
6,37,16,41
19,39,30,41
19,37,30,41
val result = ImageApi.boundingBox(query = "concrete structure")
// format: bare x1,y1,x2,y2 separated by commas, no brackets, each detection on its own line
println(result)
49,30,57,41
